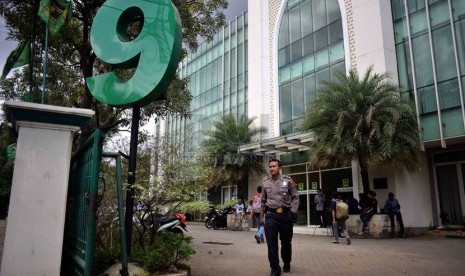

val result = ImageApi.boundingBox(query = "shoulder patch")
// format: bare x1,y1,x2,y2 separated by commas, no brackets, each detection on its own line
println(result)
290,179,296,188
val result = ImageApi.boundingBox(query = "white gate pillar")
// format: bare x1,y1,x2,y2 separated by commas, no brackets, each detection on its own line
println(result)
1,101,94,276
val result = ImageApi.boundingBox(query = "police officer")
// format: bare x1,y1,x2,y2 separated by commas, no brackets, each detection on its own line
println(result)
260,157,299,276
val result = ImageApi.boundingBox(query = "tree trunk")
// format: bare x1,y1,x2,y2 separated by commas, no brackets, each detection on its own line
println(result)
359,163,370,194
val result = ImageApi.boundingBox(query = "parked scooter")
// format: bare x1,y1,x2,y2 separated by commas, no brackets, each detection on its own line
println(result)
156,213,188,234
204,208,217,229
210,207,231,230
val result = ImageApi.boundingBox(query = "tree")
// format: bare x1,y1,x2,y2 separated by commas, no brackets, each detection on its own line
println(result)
0,121,15,218
201,114,267,195
100,132,214,249
301,66,421,194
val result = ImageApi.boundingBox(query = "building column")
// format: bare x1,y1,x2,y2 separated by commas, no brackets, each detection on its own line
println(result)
1,101,94,276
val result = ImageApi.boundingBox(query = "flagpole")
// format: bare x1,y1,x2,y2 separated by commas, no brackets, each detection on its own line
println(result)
41,23,49,104
28,37,33,102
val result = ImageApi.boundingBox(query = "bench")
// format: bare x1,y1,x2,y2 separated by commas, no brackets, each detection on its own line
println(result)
346,214,399,238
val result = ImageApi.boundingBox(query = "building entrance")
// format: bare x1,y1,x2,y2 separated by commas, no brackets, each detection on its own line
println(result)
436,164,464,225
434,150,465,226
282,163,352,226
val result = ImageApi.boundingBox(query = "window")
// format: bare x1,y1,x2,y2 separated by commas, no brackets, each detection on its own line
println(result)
222,185,238,203
280,83,292,122
412,34,434,87
291,79,304,119
278,0,344,135
290,6,302,43
433,25,456,82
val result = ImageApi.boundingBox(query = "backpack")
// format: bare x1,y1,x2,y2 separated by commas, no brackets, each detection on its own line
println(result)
336,201,349,220
252,194,262,213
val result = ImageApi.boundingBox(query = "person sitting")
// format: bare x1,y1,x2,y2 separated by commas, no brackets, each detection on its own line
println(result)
346,194,360,215
359,190,377,234
384,192,406,238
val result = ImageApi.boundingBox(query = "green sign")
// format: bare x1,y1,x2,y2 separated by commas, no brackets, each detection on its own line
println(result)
86,0,182,107
312,182,318,190
298,183,304,191
342,178,349,187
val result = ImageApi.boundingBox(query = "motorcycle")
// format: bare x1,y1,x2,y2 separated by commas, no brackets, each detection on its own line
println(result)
210,207,231,230
156,213,188,234
204,209,217,229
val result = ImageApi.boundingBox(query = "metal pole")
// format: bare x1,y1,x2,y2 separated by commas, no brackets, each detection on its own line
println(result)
102,152,129,276
41,24,49,104
125,106,140,258
27,0,40,102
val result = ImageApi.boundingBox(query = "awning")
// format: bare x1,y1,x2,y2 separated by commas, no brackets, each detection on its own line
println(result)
238,131,315,156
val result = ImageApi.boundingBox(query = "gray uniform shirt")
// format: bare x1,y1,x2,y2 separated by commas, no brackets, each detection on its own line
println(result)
315,194,325,211
261,174,299,213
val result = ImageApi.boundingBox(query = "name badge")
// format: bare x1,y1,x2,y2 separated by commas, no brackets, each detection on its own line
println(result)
281,181,289,195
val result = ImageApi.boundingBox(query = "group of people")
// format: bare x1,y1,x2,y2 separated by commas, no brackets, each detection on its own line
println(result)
314,189,405,238
243,157,406,276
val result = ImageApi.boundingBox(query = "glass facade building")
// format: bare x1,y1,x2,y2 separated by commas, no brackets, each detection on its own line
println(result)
278,0,345,135
162,0,465,227
392,0,465,225
166,12,248,153
392,0,465,143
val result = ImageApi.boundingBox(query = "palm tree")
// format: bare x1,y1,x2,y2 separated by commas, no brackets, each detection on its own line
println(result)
201,114,267,190
302,66,421,194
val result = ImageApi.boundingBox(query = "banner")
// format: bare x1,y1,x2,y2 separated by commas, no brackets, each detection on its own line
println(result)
1,41,30,79
38,0,72,36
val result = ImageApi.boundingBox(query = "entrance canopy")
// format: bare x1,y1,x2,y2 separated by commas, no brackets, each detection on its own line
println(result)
238,131,315,156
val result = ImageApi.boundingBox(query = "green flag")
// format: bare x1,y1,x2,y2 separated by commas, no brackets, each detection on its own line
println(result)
38,0,72,37
1,41,30,80
6,143,16,162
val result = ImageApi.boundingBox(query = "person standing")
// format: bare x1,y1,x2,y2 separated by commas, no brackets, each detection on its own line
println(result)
384,192,405,238
331,191,351,245
234,198,245,231
261,158,299,276
314,189,326,227
250,186,265,243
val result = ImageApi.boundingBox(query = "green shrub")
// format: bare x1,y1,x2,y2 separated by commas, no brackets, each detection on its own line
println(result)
132,231,195,272
94,246,121,274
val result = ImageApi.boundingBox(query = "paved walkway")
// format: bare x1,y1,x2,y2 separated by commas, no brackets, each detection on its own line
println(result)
186,223,465,276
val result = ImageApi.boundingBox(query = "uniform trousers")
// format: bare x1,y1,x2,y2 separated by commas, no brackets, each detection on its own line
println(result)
264,211,292,272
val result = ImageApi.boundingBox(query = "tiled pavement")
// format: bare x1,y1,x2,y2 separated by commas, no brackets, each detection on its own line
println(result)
186,223,465,276
1,221,464,275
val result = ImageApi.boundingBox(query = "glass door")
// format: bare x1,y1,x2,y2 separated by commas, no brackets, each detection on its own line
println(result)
436,165,463,225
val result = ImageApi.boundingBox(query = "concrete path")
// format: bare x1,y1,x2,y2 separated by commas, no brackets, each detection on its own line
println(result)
186,224,465,276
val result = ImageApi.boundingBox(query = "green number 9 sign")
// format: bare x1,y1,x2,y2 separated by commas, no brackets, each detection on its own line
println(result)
86,0,182,107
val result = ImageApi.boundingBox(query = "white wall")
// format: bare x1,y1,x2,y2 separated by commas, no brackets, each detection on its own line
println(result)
350,0,399,79
248,0,272,140
394,156,433,228
368,155,432,228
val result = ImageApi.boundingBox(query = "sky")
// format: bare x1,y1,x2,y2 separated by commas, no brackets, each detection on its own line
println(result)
0,17,21,79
